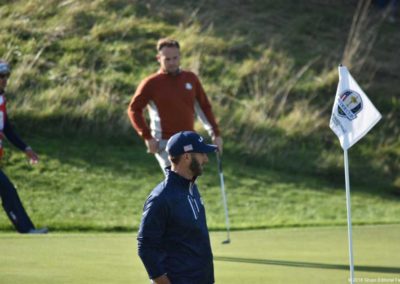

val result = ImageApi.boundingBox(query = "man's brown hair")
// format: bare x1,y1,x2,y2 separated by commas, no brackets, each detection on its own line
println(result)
169,154,182,165
157,38,180,51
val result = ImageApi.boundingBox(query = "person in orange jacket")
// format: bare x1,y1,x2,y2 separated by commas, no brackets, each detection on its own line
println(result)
127,38,223,172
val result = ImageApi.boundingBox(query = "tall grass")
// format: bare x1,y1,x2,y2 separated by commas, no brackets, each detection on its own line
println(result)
0,0,399,187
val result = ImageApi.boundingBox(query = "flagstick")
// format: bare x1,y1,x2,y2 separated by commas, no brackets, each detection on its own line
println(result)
344,149,355,284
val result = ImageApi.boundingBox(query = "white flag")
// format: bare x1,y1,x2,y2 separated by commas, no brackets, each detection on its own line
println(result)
329,65,382,150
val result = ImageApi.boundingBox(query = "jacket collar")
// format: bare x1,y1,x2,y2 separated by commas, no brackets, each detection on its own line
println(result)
165,167,197,189
157,68,182,76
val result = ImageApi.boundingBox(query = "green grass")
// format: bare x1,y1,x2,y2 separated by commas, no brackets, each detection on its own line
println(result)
0,1,399,232
0,225,399,283
1,0,399,188
0,132,399,232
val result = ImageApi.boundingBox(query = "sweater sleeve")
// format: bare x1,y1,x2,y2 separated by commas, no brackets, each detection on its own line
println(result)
127,79,153,140
137,193,169,279
193,75,221,137
3,116,28,151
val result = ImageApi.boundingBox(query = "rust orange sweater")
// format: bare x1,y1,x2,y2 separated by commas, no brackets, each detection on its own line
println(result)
128,70,220,140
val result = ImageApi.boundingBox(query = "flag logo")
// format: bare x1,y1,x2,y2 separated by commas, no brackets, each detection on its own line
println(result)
338,90,363,121
329,65,381,150
184,144,193,152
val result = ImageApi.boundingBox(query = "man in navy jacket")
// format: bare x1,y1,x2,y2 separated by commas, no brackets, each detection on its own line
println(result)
0,60,48,234
138,131,217,284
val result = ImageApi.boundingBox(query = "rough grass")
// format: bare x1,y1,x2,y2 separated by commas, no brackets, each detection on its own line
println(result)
0,132,399,232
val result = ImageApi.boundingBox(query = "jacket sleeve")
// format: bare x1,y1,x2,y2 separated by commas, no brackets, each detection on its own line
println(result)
3,115,28,151
127,79,153,140
193,74,221,137
137,193,169,279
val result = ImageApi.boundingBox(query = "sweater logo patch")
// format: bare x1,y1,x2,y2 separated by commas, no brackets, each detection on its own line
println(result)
185,83,192,90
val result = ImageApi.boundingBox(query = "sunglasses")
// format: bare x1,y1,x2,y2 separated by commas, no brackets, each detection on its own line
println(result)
0,74,10,79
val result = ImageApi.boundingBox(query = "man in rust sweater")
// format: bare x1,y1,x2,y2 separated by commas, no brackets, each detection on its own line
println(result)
127,38,223,171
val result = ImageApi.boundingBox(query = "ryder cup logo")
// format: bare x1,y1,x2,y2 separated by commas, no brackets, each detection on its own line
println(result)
337,90,363,121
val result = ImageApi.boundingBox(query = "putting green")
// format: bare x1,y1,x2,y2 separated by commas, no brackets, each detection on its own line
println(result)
0,225,399,283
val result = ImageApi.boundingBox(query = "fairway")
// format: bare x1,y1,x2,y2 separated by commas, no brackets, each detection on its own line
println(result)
1,225,399,284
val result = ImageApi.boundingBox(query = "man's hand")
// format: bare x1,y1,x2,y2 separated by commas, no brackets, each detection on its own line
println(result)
212,136,223,154
145,138,159,154
25,147,39,165
151,274,171,284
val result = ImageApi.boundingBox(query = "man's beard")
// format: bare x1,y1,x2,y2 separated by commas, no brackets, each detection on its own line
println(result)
189,155,203,176
166,67,180,75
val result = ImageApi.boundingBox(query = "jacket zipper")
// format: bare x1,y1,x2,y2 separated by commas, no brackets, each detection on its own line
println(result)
187,195,198,220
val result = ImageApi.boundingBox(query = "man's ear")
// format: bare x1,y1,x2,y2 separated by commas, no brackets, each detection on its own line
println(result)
183,153,191,161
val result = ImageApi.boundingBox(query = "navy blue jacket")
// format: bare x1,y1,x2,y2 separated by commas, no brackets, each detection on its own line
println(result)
4,118,28,151
137,170,214,284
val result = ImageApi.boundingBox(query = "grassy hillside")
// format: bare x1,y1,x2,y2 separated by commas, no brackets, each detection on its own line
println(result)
0,1,399,231
1,0,398,186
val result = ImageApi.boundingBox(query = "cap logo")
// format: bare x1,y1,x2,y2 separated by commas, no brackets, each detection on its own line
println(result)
198,136,203,142
183,144,193,152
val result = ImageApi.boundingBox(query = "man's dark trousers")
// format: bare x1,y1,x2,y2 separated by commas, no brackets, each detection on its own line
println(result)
0,170,35,233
